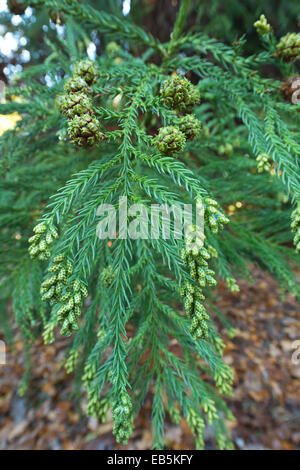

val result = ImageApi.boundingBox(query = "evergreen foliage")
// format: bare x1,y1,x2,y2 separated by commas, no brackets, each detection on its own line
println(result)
0,0,300,449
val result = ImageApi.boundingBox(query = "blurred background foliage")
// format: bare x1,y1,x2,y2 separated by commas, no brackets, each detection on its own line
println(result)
1,0,299,83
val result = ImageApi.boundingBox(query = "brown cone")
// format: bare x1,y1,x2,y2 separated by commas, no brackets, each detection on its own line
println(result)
280,77,300,104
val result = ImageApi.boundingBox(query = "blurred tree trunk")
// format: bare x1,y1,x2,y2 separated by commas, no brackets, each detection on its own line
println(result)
132,0,180,43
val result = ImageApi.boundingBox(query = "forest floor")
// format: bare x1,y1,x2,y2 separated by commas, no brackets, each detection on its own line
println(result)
0,267,299,450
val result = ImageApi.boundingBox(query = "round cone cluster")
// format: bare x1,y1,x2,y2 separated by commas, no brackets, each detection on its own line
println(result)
280,77,300,104
28,223,58,261
204,197,230,234
154,125,186,153
67,113,103,147
155,75,201,154
276,33,300,62
57,59,104,147
7,0,26,15
160,75,200,112
179,115,201,140
291,204,300,252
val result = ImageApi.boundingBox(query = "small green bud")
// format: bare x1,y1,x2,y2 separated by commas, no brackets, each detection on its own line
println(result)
28,234,41,244
106,41,120,57
59,292,71,303
29,245,39,257
53,254,65,264
256,153,271,173
41,286,55,301
39,240,47,252
74,293,82,305
58,267,67,281
33,223,47,234
43,322,55,344
73,279,81,293
254,14,270,35
64,349,80,374
49,226,58,238
45,232,53,245
41,274,57,289
80,284,88,298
